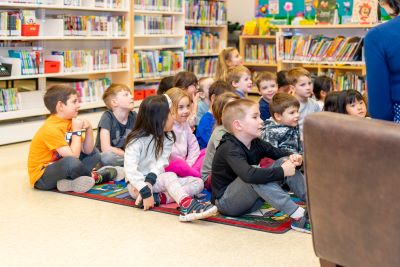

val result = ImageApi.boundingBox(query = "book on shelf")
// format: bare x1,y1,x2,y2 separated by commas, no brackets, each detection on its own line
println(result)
351,0,378,24
282,34,363,63
70,77,111,103
185,0,227,25
134,0,183,12
0,87,21,112
184,56,217,78
185,29,219,54
134,50,184,79
244,43,276,64
60,15,127,36
8,47,44,75
134,15,174,35
315,0,337,24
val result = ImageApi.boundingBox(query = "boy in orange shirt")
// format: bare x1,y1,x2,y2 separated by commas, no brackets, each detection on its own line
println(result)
28,85,123,193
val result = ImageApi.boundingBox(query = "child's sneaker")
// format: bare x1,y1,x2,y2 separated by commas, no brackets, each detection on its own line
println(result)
57,176,95,193
179,199,218,222
291,211,311,234
94,166,125,183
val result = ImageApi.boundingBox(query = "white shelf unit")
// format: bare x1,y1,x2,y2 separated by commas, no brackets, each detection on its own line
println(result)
0,0,133,145
133,2,185,83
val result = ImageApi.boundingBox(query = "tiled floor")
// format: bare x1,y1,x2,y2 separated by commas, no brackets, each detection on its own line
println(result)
0,141,319,267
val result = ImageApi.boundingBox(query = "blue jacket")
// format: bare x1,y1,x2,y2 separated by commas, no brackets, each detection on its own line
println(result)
365,17,400,121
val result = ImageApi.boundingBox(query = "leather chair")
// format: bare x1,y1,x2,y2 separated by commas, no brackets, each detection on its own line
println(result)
303,112,400,267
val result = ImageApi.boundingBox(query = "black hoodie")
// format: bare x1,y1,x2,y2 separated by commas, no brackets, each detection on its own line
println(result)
211,133,291,202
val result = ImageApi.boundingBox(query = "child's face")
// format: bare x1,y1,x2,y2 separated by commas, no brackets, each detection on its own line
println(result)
59,94,80,119
114,90,134,110
164,111,174,132
294,76,313,100
173,96,191,123
259,80,278,102
239,104,264,139
275,106,300,127
186,83,198,99
227,49,242,67
233,73,253,93
199,78,214,101
346,99,367,117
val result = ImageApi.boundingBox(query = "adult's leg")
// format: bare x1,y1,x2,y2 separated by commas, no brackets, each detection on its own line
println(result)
34,157,89,190
216,177,262,217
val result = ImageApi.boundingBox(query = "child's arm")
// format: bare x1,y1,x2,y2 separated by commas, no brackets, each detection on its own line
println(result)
99,128,125,156
81,118,95,154
149,133,174,175
56,117,84,158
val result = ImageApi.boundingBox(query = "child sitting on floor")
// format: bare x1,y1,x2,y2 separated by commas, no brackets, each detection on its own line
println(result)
196,77,214,125
255,71,278,120
95,84,137,167
124,95,217,221
227,66,253,99
313,75,334,110
211,99,310,233
28,85,123,194
338,89,368,118
261,93,302,154
164,88,204,178
215,47,243,81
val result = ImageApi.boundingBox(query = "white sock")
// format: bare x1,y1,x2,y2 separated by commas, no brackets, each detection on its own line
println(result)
290,206,305,219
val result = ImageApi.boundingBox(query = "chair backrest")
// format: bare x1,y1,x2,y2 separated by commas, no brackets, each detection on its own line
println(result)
303,112,400,267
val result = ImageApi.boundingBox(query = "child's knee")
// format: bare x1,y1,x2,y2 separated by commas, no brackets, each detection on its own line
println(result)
127,183,139,199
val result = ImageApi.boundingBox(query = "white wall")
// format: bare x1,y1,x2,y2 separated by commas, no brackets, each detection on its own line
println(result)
228,0,255,24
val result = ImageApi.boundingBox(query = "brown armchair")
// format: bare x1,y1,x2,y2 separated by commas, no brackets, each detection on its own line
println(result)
303,112,400,267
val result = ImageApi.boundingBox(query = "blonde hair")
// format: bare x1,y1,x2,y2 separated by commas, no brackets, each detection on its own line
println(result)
102,83,130,109
212,92,240,125
165,87,190,115
227,66,251,87
222,99,257,133
286,67,311,86
255,71,277,89
216,47,238,81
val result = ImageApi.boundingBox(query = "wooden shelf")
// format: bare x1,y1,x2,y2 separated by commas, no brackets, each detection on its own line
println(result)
243,62,277,67
0,68,129,81
185,52,219,57
135,77,163,82
240,35,276,40
0,3,129,12
281,60,365,66
134,10,183,15
135,34,184,38
278,24,377,29
134,44,184,50
185,24,227,28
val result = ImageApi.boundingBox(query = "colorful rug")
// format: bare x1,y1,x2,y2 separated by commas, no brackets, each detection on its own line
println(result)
58,181,303,234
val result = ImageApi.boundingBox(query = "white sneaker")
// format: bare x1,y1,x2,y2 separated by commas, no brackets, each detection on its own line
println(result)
57,176,95,193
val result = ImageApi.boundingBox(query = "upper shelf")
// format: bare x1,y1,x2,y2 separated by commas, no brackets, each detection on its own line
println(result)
0,3,129,12
185,24,227,28
134,10,183,15
0,36,128,41
278,24,378,29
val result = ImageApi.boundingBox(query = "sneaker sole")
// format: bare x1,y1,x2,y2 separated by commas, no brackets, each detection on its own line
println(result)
97,166,125,181
291,225,311,234
179,205,218,222
57,176,95,193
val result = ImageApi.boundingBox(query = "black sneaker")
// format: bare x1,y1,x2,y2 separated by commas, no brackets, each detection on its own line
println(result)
291,211,311,234
95,166,125,183
179,199,218,222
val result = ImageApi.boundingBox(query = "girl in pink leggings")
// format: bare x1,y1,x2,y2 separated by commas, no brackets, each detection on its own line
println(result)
164,87,205,178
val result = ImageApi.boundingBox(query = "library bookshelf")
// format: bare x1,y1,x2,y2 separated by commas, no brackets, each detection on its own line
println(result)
184,0,227,78
0,0,133,145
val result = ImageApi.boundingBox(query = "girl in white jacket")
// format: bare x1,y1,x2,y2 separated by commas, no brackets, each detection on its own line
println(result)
124,95,217,222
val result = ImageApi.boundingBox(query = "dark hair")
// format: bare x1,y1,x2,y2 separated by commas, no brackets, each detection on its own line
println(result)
209,80,232,100
277,70,289,88
338,89,366,114
212,92,240,125
382,0,400,16
173,71,198,89
125,95,175,159
313,75,333,100
157,76,174,95
269,93,300,119
323,91,340,112
44,85,78,114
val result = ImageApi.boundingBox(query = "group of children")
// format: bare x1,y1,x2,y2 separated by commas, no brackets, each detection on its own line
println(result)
27,47,369,233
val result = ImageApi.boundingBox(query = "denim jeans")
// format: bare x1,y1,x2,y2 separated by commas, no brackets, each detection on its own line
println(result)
216,158,306,217
34,148,100,190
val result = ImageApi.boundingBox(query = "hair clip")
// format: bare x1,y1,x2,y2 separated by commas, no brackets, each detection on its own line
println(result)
163,94,172,108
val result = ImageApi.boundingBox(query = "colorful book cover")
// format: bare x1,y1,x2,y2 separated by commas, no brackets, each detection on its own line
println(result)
315,0,337,24
351,0,378,24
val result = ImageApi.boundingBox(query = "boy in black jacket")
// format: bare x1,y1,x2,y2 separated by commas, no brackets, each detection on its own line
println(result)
211,99,310,233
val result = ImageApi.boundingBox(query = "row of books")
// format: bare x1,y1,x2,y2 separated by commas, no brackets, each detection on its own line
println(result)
0,87,21,112
62,15,126,36
0,10,36,36
328,72,365,93
8,48,44,75
185,0,226,25
0,0,127,8
133,50,184,78
184,57,216,78
244,43,277,64
134,0,182,12
185,30,219,55
68,77,111,103
134,15,174,35
282,35,363,62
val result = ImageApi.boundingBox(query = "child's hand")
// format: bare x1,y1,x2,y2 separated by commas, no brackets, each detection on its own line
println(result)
281,160,296,177
72,118,84,131
289,154,303,166
142,195,155,210
82,118,92,130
